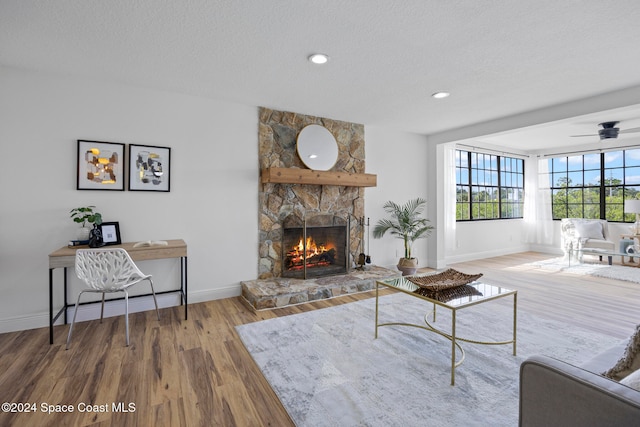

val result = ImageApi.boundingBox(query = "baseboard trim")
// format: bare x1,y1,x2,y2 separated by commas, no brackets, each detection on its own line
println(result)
0,284,242,334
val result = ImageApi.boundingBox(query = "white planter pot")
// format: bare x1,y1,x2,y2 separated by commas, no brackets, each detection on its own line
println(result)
77,226,90,241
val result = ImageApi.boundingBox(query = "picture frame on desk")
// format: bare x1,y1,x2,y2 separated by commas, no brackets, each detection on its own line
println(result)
128,144,171,192
99,222,121,245
77,140,125,190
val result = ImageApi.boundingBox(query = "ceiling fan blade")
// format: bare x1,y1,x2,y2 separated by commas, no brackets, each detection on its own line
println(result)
620,127,640,134
570,134,598,137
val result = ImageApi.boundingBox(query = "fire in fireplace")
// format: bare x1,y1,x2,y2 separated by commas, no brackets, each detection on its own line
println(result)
282,214,348,279
285,236,337,271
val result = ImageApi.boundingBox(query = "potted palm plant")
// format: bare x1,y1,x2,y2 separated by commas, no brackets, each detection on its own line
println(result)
373,198,434,275
70,206,102,241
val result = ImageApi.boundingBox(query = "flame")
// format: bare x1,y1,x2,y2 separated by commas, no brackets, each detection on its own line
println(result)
295,237,327,256
286,235,335,270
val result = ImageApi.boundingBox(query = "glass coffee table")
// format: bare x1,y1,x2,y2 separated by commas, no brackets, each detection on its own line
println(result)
577,248,640,266
375,274,517,385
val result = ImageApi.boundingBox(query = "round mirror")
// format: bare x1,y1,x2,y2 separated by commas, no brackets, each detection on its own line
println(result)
296,125,339,171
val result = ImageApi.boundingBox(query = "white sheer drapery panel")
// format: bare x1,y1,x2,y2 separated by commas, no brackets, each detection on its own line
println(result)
524,156,554,244
443,143,457,251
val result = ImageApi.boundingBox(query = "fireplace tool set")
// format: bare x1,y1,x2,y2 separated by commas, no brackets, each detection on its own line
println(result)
356,217,372,270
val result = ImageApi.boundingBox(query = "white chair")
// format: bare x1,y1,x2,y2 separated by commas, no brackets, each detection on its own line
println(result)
66,248,160,349
561,218,616,262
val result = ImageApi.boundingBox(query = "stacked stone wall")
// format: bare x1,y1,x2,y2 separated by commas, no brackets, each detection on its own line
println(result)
258,107,365,279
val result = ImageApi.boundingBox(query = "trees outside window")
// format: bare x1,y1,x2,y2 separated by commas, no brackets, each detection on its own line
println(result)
547,148,640,221
456,150,524,221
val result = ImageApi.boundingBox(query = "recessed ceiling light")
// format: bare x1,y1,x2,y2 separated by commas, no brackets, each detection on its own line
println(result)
432,91,450,99
308,53,329,64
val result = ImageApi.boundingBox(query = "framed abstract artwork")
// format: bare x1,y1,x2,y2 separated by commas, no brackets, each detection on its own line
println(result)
128,144,171,192
77,140,125,190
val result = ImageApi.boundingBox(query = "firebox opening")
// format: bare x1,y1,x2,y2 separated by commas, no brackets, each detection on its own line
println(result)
282,216,348,279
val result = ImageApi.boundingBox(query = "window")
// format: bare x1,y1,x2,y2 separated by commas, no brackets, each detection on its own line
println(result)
456,150,524,220
548,148,640,221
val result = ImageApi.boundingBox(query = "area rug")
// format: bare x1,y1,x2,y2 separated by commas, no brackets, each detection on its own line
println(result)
528,257,640,284
236,293,620,427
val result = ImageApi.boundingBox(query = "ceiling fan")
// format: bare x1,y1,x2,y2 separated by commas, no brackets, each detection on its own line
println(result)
571,121,640,140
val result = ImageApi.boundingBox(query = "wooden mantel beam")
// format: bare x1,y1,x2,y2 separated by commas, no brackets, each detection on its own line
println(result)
261,167,377,187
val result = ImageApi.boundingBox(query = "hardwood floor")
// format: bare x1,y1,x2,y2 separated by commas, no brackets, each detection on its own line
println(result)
1,252,639,426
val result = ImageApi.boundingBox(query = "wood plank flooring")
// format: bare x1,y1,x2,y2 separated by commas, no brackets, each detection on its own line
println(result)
1,252,639,426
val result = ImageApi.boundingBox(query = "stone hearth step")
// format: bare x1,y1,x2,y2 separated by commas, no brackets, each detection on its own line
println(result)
241,266,401,311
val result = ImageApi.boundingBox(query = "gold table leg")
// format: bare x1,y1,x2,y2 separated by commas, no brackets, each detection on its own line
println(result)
374,282,379,339
513,292,517,356
451,309,456,386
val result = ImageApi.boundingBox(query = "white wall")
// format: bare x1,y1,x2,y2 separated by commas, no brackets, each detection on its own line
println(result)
0,66,258,332
364,126,431,270
447,219,530,263
0,66,538,333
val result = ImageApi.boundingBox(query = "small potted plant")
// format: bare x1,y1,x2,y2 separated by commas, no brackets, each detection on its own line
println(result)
70,206,102,241
373,198,434,275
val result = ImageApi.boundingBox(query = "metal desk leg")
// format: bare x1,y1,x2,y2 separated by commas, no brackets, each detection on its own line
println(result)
63,267,67,324
49,269,54,344
49,267,70,345
182,256,188,320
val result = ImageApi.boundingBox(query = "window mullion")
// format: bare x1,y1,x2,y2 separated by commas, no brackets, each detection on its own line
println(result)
600,152,605,220
468,151,473,220
497,157,502,218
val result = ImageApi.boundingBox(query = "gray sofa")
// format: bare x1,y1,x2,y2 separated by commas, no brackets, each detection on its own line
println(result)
519,342,640,427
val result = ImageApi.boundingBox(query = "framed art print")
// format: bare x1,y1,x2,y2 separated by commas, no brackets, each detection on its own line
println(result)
77,140,125,190
128,144,171,192
99,222,121,245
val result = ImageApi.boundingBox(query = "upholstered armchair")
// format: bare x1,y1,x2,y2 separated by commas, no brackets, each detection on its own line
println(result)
560,218,616,261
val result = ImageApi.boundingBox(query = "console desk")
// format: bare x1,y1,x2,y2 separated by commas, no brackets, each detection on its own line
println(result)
48,239,187,344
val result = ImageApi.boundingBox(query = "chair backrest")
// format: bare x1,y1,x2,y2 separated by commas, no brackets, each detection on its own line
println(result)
75,248,147,291
561,218,610,241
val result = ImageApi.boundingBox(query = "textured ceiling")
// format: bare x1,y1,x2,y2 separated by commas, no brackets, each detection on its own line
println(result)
2,0,640,152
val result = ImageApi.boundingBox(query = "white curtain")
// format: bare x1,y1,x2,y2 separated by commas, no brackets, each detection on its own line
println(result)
443,143,457,251
524,156,554,245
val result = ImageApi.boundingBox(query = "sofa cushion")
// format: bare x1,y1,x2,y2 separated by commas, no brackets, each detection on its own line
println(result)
621,368,640,391
603,324,640,380
584,239,616,250
575,221,605,239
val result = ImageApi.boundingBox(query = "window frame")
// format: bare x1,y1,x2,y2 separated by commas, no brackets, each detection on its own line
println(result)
456,150,525,221
548,148,640,222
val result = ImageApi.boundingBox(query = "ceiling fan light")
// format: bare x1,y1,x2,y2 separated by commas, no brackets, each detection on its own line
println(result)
599,128,619,139
598,121,620,139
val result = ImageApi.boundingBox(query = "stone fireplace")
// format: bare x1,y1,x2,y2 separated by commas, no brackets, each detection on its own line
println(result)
242,108,401,310
258,108,365,279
